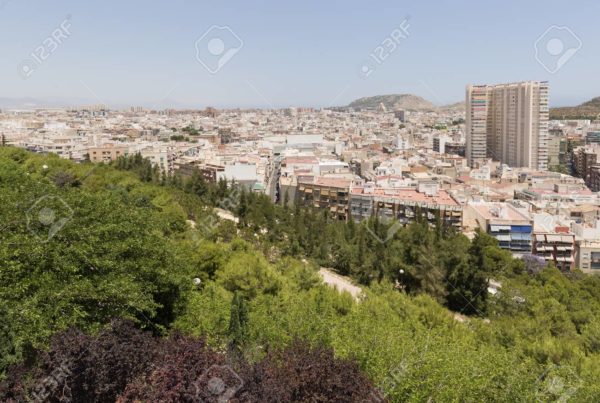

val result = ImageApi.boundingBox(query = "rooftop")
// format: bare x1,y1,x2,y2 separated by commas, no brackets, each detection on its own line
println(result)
352,187,459,206
314,177,352,188
471,203,531,222
283,156,319,164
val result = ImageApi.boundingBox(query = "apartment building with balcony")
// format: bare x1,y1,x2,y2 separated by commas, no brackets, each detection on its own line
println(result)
88,144,129,163
573,146,600,189
576,241,600,274
589,166,600,192
547,134,567,168
572,220,600,274
467,202,533,255
349,182,462,228
296,177,352,220
465,85,490,167
532,233,575,271
466,81,549,170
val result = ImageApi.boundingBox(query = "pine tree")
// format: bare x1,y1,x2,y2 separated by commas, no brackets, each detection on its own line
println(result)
217,177,228,198
189,170,208,198
283,190,290,211
356,227,367,281
237,188,248,227
434,209,443,241
346,214,356,241
228,293,248,351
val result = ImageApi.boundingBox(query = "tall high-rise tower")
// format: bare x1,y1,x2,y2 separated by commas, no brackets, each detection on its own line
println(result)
466,81,549,170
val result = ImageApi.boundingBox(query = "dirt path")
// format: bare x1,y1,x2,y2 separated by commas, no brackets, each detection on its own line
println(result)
319,268,362,300
214,208,239,223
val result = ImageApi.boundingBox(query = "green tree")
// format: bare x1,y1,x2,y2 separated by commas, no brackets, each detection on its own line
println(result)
228,292,249,351
237,187,248,227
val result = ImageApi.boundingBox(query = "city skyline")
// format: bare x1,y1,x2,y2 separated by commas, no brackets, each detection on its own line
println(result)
1,0,598,109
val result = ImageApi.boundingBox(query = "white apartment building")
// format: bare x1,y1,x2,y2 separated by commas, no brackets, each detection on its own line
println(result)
466,81,549,171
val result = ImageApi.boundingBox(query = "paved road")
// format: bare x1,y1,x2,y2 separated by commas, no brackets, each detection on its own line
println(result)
319,268,362,300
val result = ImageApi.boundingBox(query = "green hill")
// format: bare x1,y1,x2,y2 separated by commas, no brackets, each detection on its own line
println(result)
550,97,600,120
346,94,465,113
347,94,436,111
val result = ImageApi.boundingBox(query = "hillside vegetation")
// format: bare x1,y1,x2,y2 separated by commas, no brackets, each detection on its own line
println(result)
346,94,464,112
347,94,436,111
551,97,600,120
1,147,600,401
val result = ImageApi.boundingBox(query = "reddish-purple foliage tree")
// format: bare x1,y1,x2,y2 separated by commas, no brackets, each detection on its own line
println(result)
0,320,157,402
117,333,224,402
2,324,380,403
237,341,380,403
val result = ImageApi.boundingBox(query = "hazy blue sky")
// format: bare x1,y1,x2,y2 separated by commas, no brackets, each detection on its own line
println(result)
1,0,598,108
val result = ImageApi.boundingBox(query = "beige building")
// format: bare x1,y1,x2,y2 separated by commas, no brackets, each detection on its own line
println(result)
465,85,489,167
466,81,549,170
465,202,533,256
575,241,600,274
88,145,128,163
297,177,352,220
547,130,568,169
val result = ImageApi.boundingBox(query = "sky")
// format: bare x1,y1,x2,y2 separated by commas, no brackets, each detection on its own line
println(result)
0,0,598,109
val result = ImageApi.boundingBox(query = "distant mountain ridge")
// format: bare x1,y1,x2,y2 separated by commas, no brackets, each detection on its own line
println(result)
438,101,466,112
0,97,95,110
0,97,195,111
346,94,463,112
550,97,600,120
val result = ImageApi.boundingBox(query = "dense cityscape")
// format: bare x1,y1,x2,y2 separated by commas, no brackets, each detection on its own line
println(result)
2,1,600,402
3,85,600,273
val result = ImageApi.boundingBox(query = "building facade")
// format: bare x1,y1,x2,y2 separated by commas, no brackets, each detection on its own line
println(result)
465,85,490,167
350,185,462,228
573,146,600,189
576,241,600,274
296,178,352,220
466,81,549,170
88,145,128,163
468,203,533,255
532,233,575,271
